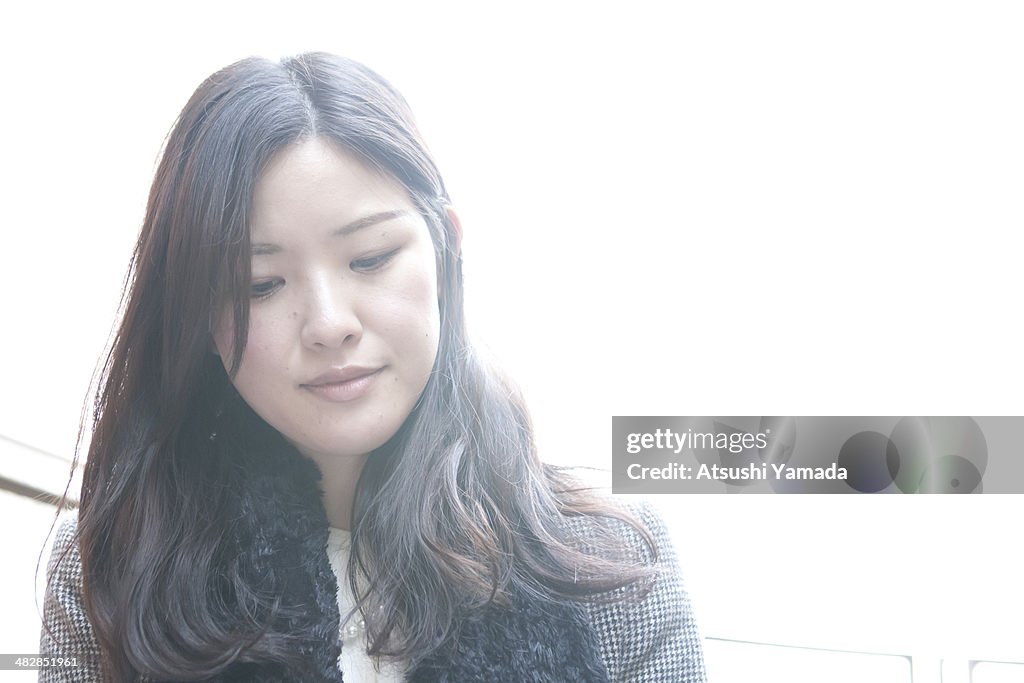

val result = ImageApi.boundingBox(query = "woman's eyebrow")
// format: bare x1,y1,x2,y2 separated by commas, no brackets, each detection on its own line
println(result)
251,209,412,255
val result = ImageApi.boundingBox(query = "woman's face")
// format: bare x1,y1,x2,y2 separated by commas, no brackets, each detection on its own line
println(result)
213,137,440,463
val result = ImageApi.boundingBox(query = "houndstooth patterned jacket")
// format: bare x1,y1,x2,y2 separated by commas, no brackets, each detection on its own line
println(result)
42,474,706,682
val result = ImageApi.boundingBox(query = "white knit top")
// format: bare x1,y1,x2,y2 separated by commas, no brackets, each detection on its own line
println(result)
326,527,406,682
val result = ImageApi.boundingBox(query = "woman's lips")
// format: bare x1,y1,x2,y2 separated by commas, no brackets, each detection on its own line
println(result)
302,367,383,402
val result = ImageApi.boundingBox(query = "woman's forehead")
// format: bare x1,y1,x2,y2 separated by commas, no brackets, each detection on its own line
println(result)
249,137,417,243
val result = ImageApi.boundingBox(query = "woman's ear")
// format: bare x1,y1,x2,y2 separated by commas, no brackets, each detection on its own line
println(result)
445,206,463,256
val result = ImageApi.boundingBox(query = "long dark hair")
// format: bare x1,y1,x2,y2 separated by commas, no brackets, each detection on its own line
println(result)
55,52,653,680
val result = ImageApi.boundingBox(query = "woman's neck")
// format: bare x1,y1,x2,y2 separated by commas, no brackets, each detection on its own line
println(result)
300,450,368,530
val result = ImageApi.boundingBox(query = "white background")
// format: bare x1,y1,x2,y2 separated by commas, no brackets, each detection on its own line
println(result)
2,0,1022,676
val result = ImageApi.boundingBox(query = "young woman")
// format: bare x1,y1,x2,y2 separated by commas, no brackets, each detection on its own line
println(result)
40,52,706,682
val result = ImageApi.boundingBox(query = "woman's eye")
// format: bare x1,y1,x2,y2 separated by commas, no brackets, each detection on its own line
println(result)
250,278,283,299
351,249,399,272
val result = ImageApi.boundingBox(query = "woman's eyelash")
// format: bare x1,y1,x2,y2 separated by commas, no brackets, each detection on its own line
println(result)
250,278,283,299
351,249,399,272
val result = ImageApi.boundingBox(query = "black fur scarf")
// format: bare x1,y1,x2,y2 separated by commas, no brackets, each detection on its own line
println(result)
207,405,610,682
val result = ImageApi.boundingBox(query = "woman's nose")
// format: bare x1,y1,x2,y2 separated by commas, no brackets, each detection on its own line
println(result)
299,278,362,350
